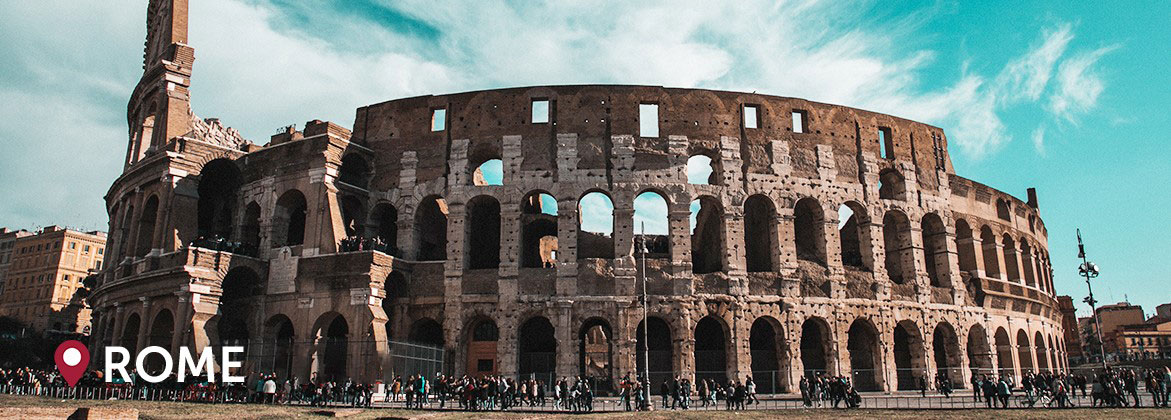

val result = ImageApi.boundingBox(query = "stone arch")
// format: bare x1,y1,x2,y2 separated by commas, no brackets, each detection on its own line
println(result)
145,309,174,374
337,153,370,189
633,190,670,257
1002,235,1021,283
637,316,675,387
264,314,296,380
414,195,448,261
367,202,398,254
793,197,827,265
240,201,261,250
695,315,730,384
847,317,882,391
838,201,872,270
311,312,349,382
408,318,445,347
954,219,977,273
994,327,1014,377
1020,241,1037,288
800,317,832,377
921,213,950,287
579,317,614,391
744,194,777,272
273,189,307,247
1035,331,1049,372
121,312,141,351
883,210,915,284
578,191,614,259
690,195,725,274
893,319,926,390
750,316,789,393
196,158,241,240
1016,329,1033,374
980,226,1000,278
967,324,993,377
518,316,557,381
879,169,906,200
466,317,499,376
465,195,501,269
521,191,559,268
216,267,263,349
135,195,160,257
339,195,365,237
933,322,963,384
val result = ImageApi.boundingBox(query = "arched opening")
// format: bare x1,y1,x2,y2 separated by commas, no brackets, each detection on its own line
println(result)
368,203,398,255
954,219,977,273
320,315,349,382
633,191,670,258
273,190,307,247
893,320,925,390
116,204,134,262
577,192,614,259
472,159,504,186
690,197,725,273
121,313,141,351
1035,331,1049,372
414,196,448,261
217,267,262,351
687,154,717,185
994,328,1014,378
847,318,882,391
967,324,992,377
521,192,558,268
883,210,914,284
381,271,406,340
338,154,370,189
465,195,501,269
1002,235,1021,283
135,196,159,257
933,322,963,385
996,199,1011,221
241,202,261,251
1016,329,1033,374
744,195,777,272
518,316,556,381
921,213,950,287
750,317,788,393
265,315,296,380
800,317,831,377
1021,242,1037,288
467,318,499,377
197,159,241,240
838,202,871,270
793,197,826,265
579,318,614,392
694,316,728,384
340,195,365,238
980,226,1001,278
408,318,444,347
636,317,674,389
145,309,174,374
878,169,906,200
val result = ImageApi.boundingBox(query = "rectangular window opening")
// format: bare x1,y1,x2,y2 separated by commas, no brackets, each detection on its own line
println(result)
431,108,447,132
743,105,759,129
639,103,659,137
792,110,807,133
879,127,894,159
531,99,550,124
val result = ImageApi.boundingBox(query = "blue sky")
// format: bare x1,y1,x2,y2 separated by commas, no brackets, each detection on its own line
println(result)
0,0,1167,316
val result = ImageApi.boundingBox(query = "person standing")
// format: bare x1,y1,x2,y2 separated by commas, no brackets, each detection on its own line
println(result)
972,374,982,402
996,376,1012,408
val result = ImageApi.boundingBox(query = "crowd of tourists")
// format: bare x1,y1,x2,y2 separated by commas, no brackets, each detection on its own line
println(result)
969,366,1171,408
799,373,862,408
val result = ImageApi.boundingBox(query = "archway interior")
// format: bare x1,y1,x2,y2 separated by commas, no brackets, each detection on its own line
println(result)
579,320,613,392
218,268,261,348
468,319,499,376
690,197,724,274
267,316,295,380
408,318,445,348
1035,331,1049,371
1016,330,1034,374
686,154,716,185
323,316,349,382
967,325,992,377
750,318,785,393
636,317,673,388
633,192,670,257
893,322,924,391
799,318,829,377
121,314,141,352
744,195,776,272
521,192,559,268
414,196,448,261
145,310,174,374
922,214,949,287
694,316,728,384
369,203,399,253
847,320,881,391
338,154,370,189
518,317,557,381
994,328,1014,377
196,159,241,240
466,196,501,269
273,190,307,247
793,198,826,265
577,192,614,259
838,203,869,270
933,323,963,385
883,211,914,284
136,196,159,257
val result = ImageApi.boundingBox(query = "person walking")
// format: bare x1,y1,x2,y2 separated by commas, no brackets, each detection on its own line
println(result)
996,376,1011,408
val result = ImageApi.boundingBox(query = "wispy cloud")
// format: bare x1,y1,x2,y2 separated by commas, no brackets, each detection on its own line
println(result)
1049,45,1119,123
1032,125,1047,156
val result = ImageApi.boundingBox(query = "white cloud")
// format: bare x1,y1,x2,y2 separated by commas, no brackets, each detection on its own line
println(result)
1049,45,1118,123
997,24,1073,104
1032,125,1047,156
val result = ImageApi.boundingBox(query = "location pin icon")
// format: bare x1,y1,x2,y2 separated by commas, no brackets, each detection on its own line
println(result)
54,340,90,387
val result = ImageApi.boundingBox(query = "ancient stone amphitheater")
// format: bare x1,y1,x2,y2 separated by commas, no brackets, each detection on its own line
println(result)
90,0,1066,394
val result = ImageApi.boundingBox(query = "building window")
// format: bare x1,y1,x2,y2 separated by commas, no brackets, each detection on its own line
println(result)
83,245,91,253
97,248,103,255
639,103,659,137
532,99,550,124
879,127,894,160
70,242,76,249
792,110,807,133
743,105,759,129
431,108,447,132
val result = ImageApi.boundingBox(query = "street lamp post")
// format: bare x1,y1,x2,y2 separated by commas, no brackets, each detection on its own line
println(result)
1076,229,1108,372
638,223,652,411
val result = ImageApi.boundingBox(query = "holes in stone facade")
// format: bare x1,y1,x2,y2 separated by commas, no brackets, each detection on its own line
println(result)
878,169,906,200
921,213,950,287
690,196,724,274
633,191,669,258
744,195,777,272
273,190,307,248
465,195,501,269
793,198,826,266
882,210,914,284
577,192,614,259
197,159,241,240
521,192,558,268
414,196,448,261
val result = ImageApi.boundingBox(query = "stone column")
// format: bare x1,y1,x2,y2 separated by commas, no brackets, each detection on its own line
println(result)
555,199,578,296
135,297,152,354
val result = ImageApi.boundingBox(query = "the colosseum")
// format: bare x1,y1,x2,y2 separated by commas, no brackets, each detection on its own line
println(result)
89,0,1067,394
